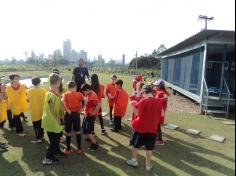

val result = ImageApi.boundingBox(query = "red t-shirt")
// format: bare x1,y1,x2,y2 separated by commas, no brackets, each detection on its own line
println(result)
106,83,116,106
132,97,162,134
155,90,168,111
130,94,143,120
85,91,99,116
132,75,143,89
63,91,84,112
113,88,129,117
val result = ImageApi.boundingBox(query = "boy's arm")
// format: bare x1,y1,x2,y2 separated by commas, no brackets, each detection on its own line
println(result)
130,101,139,116
62,96,71,114
91,102,101,116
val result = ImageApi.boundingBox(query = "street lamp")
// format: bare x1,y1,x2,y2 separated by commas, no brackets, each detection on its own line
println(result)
199,15,214,30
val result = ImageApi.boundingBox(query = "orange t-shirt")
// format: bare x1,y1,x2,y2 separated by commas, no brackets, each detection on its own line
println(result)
97,85,105,103
106,83,116,106
63,91,84,112
85,91,100,116
113,88,129,117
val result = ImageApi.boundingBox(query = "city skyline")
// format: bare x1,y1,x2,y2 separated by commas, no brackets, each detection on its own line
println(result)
0,0,235,62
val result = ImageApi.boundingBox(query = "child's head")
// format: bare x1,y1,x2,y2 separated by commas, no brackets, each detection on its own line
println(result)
136,82,145,92
81,83,92,96
153,79,165,91
49,73,61,89
67,81,77,91
115,79,123,89
111,75,117,84
142,85,154,96
9,74,20,85
91,74,100,94
31,77,41,86
52,68,60,75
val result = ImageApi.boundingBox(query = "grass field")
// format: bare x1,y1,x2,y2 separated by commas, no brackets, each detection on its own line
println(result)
0,71,235,176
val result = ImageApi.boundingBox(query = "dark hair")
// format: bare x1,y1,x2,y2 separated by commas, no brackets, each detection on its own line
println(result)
9,74,20,81
68,81,77,89
52,68,60,75
111,75,117,79
159,85,167,92
49,73,61,86
115,80,123,87
81,83,91,91
31,77,41,86
91,74,100,94
142,85,153,94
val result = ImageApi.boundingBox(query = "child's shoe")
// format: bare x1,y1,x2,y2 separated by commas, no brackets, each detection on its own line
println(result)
146,163,153,171
18,133,26,137
76,149,82,155
101,129,106,135
155,140,165,146
42,158,53,165
64,149,72,155
127,159,138,167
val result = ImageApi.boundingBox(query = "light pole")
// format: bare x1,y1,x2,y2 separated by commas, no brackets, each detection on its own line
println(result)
199,15,214,30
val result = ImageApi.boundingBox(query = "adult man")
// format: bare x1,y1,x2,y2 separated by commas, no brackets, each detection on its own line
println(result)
72,59,89,92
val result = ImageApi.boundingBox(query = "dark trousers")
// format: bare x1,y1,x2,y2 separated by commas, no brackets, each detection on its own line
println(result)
46,132,61,160
13,115,23,134
157,124,163,141
0,121,5,129
109,106,113,121
98,115,105,130
114,116,122,130
33,120,44,140
7,110,14,128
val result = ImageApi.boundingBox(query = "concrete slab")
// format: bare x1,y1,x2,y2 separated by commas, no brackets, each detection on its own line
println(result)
164,124,179,130
209,135,226,143
222,121,235,125
185,129,201,135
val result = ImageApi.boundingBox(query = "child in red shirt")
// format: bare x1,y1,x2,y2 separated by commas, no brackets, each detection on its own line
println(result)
62,81,85,155
105,75,117,126
128,85,163,171
132,75,143,92
110,80,129,133
91,74,106,135
153,80,170,146
81,83,101,151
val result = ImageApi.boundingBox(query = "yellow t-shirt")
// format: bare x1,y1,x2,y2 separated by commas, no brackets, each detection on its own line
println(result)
0,98,7,123
6,84,28,115
27,87,47,122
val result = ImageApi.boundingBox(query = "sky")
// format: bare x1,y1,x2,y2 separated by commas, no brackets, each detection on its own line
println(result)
0,0,235,63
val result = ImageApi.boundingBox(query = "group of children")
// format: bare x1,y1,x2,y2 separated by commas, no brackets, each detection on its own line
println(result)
0,71,169,171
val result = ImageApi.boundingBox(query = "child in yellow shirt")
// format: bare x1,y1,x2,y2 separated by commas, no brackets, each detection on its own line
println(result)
0,77,8,129
27,77,47,143
6,74,27,136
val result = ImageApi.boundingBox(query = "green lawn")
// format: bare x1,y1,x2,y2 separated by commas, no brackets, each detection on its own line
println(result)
0,71,235,176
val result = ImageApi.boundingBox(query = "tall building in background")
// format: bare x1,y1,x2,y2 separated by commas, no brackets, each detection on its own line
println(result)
122,54,126,66
72,49,79,63
63,39,72,61
79,50,88,66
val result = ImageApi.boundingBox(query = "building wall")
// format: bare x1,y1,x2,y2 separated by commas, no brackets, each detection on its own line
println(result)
63,39,72,61
161,46,205,96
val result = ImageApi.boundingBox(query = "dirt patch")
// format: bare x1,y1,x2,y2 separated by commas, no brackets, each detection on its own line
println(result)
166,89,200,114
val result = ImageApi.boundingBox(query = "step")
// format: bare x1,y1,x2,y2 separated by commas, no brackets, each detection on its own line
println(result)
203,110,227,115
202,104,225,108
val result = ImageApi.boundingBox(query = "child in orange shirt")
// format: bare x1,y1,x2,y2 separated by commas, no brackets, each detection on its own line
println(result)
110,80,129,133
62,81,85,155
81,83,101,151
91,74,106,135
105,75,117,126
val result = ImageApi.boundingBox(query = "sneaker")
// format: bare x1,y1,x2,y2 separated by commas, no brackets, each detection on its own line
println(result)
110,128,119,133
109,120,114,126
155,140,165,146
101,129,106,135
0,146,7,151
42,158,53,165
18,133,26,137
76,149,82,155
88,144,99,151
127,159,139,167
146,163,153,171
64,149,72,155
51,157,59,163
36,139,43,143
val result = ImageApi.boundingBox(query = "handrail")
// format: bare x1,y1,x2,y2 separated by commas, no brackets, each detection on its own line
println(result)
223,78,231,118
203,77,209,117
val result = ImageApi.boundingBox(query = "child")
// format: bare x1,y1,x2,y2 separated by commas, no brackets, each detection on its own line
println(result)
0,77,7,129
132,75,143,92
6,74,27,136
129,82,145,121
42,73,65,165
153,80,170,146
81,83,101,151
27,77,47,143
91,74,106,135
62,81,84,155
105,75,117,126
127,85,163,171
110,80,129,133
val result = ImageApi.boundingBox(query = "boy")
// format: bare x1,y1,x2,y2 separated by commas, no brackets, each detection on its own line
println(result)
127,85,163,171
132,75,143,92
42,73,65,165
0,77,7,129
27,77,47,143
6,74,27,136
81,83,101,151
110,80,129,133
62,81,84,155
105,75,117,126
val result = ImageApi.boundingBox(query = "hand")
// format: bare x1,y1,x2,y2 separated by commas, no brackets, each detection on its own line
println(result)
67,110,72,114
